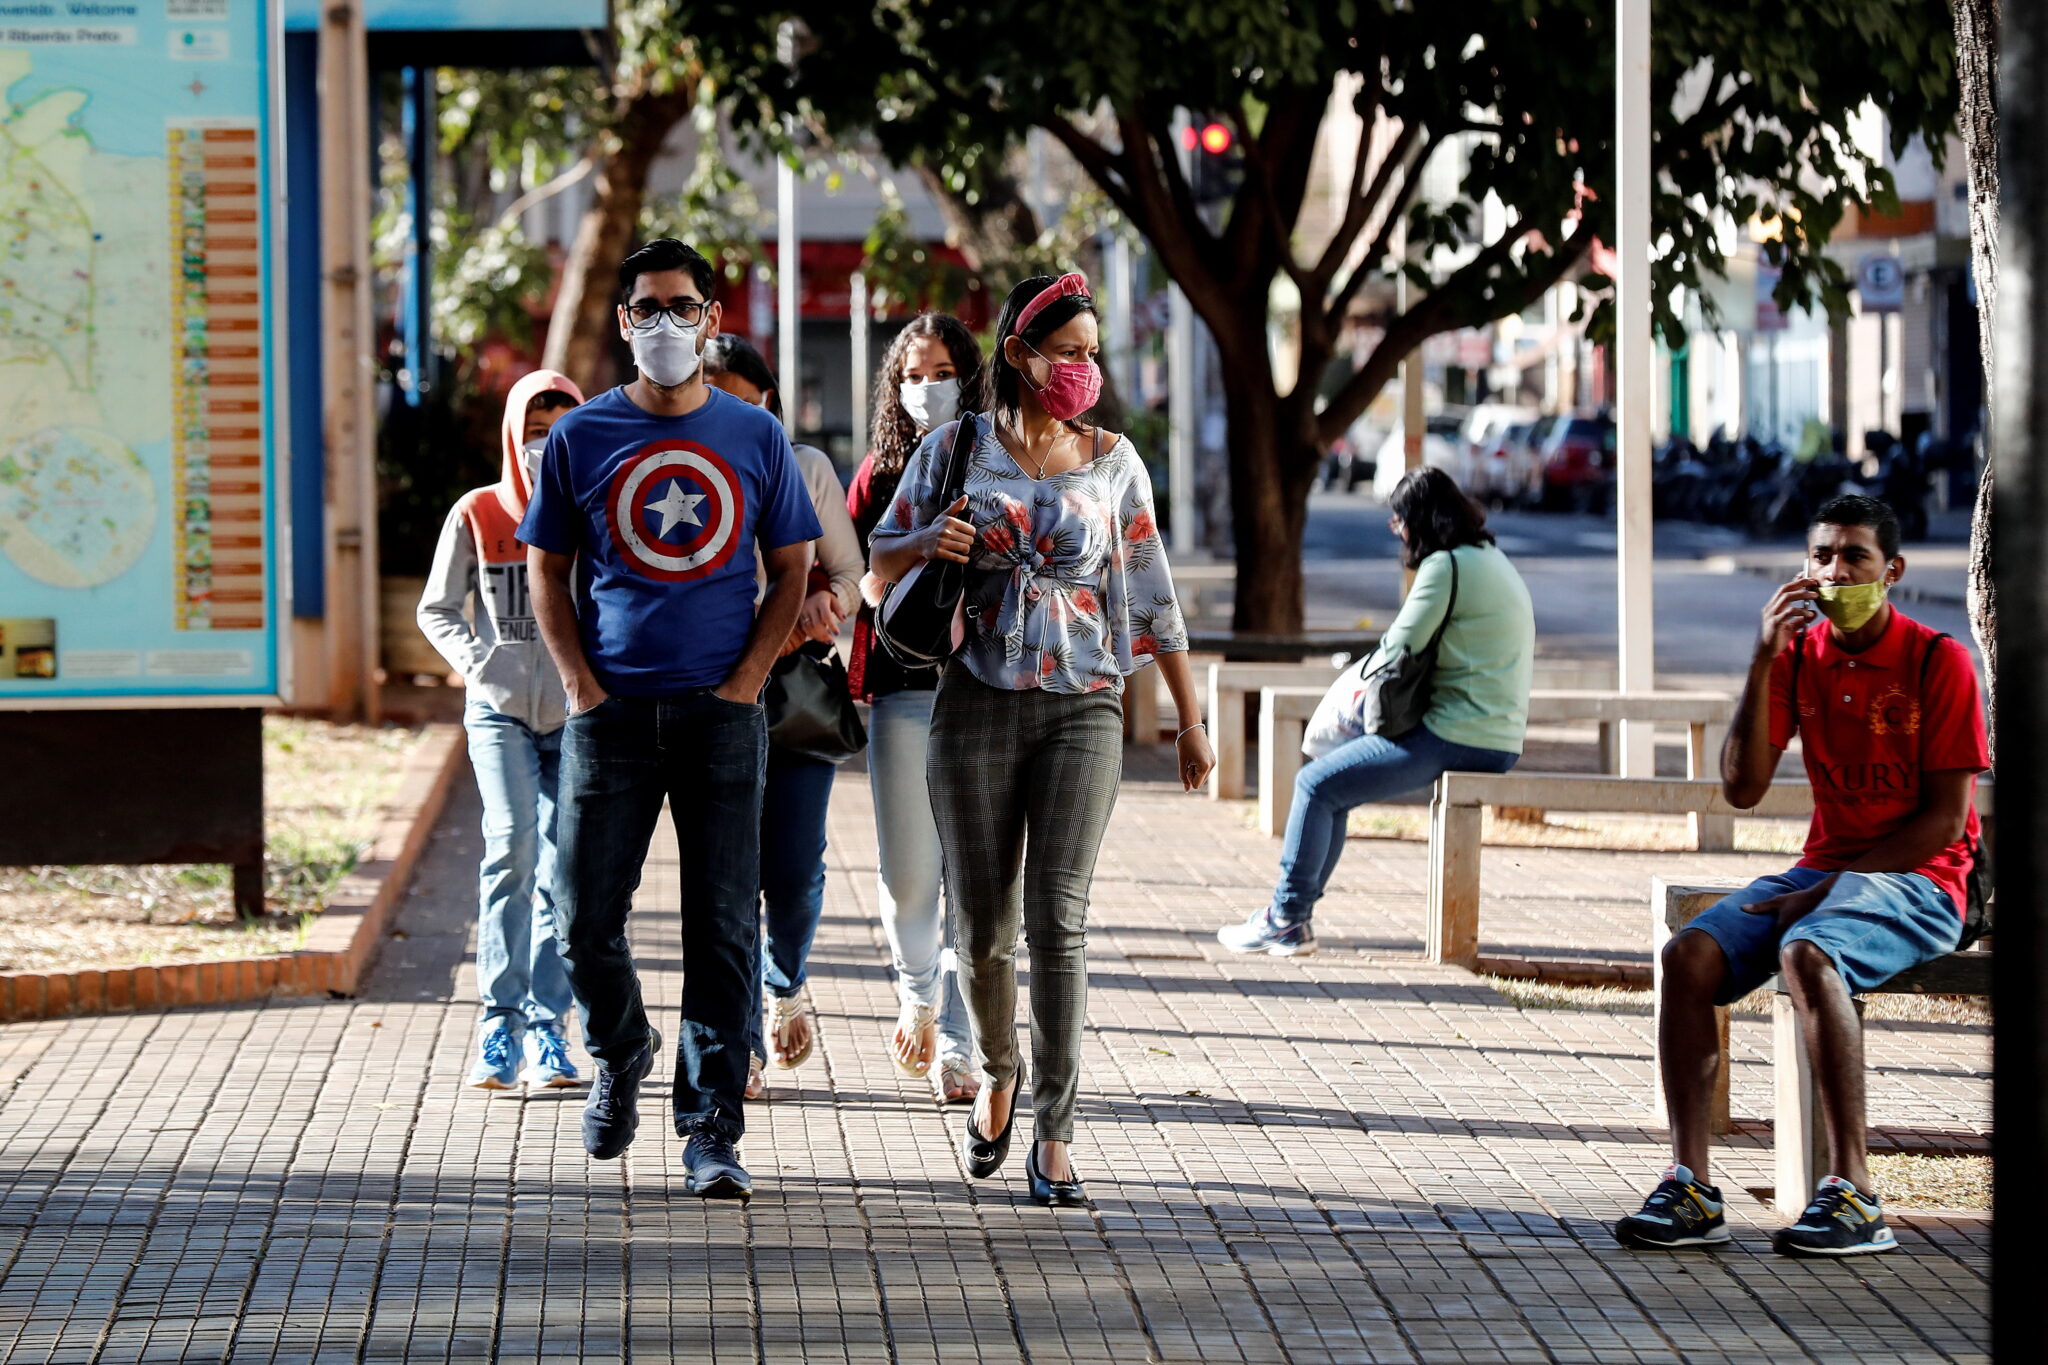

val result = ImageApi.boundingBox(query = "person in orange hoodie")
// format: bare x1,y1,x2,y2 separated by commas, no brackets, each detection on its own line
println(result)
417,370,586,1091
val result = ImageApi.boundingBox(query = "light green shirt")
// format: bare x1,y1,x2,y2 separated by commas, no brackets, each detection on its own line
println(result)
1376,543,1535,754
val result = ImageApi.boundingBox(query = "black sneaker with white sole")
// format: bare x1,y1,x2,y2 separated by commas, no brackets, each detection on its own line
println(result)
683,1132,753,1200
581,1028,660,1161
1613,1164,1731,1250
1772,1176,1898,1256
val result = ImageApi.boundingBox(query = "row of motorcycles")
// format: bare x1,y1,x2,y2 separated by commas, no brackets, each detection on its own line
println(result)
1649,428,1968,541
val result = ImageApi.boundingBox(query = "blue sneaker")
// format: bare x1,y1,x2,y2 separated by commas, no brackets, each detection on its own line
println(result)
525,1022,584,1089
1773,1176,1898,1256
1217,908,1317,957
467,1020,521,1091
1614,1164,1731,1250
683,1132,753,1201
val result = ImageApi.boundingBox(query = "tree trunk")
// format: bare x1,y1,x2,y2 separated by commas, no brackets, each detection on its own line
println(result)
1217,333,1319,636
542,91,691,394
912,164,1040,277
1956,0,2000,730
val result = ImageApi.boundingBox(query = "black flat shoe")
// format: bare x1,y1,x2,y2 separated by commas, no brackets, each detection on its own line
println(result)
961,1076,1018,1179
1027,1142,1086,1207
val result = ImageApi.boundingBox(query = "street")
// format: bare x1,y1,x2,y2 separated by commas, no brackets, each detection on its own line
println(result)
1299,490,1981,680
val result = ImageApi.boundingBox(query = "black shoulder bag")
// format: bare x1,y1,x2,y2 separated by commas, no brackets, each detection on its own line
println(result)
1359,549,1460,738
874,414,979,668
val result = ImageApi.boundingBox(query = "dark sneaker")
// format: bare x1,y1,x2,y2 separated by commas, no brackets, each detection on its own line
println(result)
1773,1176,1898,1257
1216,908,1317,957
581,1029,659,1161
683,1133,753,1200
1613,1164,1731,1250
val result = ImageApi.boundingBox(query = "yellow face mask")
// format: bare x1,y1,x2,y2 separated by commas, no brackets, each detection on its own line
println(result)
1815,579,1889,632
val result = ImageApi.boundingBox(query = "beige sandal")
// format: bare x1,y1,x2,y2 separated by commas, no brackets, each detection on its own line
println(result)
745,1053,768,1101
890,1001,938,1077
769,987,815,1069
933,1056,980,1106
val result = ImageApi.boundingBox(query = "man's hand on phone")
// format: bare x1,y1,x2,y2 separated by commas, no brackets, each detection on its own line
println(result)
1758,575,1819,661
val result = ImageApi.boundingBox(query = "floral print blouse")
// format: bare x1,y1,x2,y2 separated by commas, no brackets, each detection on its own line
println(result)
873,417,1189,696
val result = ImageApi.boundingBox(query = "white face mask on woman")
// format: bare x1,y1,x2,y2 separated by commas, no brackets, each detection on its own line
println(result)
630,314,703,387
899,376,960,433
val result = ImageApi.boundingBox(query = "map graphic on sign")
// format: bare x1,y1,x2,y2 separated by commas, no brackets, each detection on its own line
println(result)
0,4,281,703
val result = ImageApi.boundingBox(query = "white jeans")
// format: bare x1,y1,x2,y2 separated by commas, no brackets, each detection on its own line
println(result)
867,687,971,1061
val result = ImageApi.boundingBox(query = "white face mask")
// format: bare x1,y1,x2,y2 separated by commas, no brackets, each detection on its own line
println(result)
899,376,960,433
519,437,546,486
629,314,703,387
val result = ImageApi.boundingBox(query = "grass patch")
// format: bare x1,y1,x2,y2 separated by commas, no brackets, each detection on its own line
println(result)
1869,1153,1990,1210
1481,975,1990,1026
0,717,429,972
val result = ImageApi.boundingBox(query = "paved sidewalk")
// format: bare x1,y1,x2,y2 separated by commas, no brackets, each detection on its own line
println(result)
0,747,1988,1363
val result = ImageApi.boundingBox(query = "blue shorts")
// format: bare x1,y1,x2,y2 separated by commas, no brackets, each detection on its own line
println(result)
1684,867,1963,1005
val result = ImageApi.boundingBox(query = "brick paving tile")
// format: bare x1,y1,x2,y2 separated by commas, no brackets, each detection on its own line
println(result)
0,743,1986,1362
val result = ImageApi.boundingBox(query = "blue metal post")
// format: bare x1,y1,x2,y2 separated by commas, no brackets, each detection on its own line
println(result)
285,30,325,617
400,65,434,407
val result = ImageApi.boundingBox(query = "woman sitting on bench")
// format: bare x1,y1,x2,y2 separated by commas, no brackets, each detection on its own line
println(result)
1217,467,1534,957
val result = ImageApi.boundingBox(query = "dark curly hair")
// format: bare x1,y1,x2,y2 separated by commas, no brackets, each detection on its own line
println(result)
868,314,983,475
1389,466,1496,570
977,274,1100,432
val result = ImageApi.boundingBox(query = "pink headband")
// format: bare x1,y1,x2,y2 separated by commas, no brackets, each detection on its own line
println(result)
1014,271,1091,336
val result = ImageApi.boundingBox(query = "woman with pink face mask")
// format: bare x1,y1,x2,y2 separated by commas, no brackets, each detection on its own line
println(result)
871,273,1215,1205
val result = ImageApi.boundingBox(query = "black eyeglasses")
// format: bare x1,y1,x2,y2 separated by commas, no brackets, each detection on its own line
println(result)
623,299,709,329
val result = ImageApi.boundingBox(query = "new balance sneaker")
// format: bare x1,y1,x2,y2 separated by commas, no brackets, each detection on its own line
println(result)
1613,1165,1731,1250
683,1133,753,1200
1773,1176,1898,1257
1216,908,1317,957
467,1019,522,1091
581,1029,659,1161
525,1022,584,1089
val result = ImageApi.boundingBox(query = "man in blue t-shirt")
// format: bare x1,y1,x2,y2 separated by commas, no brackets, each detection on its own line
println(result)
521,238,821,1197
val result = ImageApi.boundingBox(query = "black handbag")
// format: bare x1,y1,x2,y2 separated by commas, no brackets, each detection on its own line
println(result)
764,642,867,764
1359,548,1460,738
874,413,979,668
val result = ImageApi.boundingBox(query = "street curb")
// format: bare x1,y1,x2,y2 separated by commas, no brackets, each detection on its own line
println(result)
0,724,467,1023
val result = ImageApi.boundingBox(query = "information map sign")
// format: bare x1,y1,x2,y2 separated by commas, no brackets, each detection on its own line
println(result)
0,0,283,707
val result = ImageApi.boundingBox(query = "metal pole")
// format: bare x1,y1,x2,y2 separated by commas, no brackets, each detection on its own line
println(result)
399,66,432,409
1614,0,1656,773
1992,0,2047,1353
318,0,378,723
849,269,869,452
1106,233,1135,419
777,22,800,434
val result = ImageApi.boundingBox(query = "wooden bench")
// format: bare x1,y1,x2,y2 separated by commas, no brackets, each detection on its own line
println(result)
1654,880,1992,1205
1257,687,1737,840
1210,659,1619,801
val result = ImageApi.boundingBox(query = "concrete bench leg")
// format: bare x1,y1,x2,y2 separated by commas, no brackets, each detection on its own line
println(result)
1258,709,1306,837
1425,795,1481,966
1597,721,1617,774
1210,680,1245,801
1772,990,1828,1208
1688,721,1735,852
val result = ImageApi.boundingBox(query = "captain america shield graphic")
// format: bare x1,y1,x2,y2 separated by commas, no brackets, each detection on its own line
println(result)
605,441,746,581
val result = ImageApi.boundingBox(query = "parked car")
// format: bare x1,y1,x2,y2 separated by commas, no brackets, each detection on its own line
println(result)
1454,404,1540,503
1468,421,1534,507
1321,418,1385,491
1371,414,1466,502
1499,415,1559,508
1539,414,1618,512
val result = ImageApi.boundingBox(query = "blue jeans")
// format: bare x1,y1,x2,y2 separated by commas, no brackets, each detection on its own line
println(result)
1683,867,1963,1004
462,700,573,1031
867,687,971,1061
1273,723,1519,924
748,750,837,1060
556,691,765,1141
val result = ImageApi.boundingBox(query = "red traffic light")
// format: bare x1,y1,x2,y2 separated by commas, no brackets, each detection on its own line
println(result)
1199,122,1232,155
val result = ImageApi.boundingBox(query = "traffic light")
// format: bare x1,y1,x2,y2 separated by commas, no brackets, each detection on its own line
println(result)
1180,119,1243,205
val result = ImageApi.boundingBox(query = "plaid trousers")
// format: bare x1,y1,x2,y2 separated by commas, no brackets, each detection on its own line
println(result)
927,666,1124,1142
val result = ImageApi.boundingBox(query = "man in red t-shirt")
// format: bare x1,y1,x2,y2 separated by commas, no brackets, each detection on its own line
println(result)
1616,496,1988,1258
